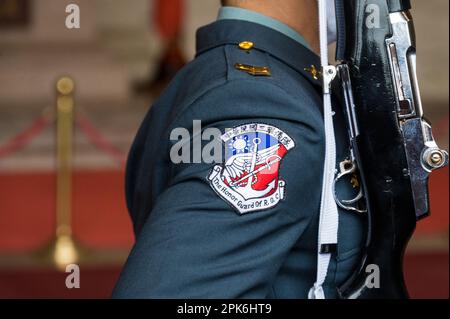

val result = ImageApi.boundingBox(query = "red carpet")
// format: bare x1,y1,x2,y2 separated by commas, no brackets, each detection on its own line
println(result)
0,266,122,299
0,168,447,251
0,253,446,299
0,170,134,252
0,169,448,298
404,253,449,299
418,166,449,234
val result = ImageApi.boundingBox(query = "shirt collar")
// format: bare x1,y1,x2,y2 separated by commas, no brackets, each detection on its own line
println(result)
217,6,311,51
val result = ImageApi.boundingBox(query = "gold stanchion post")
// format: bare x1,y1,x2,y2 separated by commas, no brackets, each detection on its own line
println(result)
53,77,78,269
31,76,128,270
31,76,84,270
0,76,130,270
32,77,82,270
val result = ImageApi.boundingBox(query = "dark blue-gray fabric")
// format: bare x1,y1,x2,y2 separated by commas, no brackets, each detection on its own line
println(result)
113,20,366,299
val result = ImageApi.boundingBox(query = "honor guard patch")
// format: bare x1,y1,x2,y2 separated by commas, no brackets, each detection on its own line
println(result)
208,124,295,215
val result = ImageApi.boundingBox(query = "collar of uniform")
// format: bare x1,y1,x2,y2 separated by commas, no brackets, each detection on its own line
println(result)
195,19,322,89
217,6,312,50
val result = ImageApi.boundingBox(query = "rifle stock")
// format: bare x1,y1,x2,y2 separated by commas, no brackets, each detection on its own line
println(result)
334,0,448,299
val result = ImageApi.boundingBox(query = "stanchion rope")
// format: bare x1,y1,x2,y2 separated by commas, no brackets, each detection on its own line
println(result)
0,108,127,166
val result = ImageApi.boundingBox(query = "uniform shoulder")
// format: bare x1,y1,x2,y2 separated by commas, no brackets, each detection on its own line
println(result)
167,41,319,109
171,71,324,140
164,43,323,131
220,43,321,103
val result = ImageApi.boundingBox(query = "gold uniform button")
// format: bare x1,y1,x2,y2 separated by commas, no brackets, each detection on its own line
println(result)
239,41,254,50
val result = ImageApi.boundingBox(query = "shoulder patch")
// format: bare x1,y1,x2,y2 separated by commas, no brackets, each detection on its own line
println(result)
208,123,295,215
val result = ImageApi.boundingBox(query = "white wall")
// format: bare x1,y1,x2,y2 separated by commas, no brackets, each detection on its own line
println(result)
414,0,449,104
0,0,97,45
0,0,447,105
183,0,221,58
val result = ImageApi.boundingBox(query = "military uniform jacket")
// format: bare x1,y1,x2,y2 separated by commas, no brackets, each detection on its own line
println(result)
113,19,365,299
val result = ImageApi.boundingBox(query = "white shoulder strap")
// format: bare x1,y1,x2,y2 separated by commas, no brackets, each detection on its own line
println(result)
308,0,339,300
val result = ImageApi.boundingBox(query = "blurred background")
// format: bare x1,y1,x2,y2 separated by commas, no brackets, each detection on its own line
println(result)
0,0,448,299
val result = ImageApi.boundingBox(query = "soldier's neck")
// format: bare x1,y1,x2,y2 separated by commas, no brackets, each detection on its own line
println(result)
228,0,320,54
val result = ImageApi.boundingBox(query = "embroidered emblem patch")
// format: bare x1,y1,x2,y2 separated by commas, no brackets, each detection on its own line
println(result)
208,123,295,214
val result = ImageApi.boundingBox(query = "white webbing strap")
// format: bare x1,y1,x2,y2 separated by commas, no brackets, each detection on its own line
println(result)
308,0,339,300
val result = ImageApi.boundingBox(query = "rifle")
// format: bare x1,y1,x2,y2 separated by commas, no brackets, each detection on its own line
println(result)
332,0,448,298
